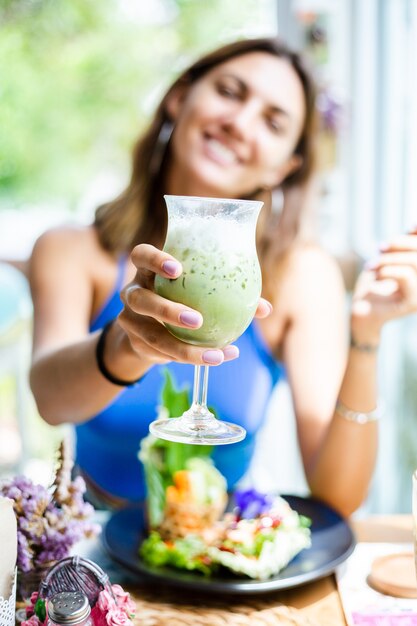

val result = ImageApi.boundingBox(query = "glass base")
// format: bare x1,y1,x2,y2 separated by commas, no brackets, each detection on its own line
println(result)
149,416,246,445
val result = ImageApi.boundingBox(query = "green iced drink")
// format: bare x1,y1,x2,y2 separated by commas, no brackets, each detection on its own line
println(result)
155,215,261,348
149,196,263,446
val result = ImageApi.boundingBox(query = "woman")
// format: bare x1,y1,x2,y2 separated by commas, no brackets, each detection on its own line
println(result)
29,38,417,514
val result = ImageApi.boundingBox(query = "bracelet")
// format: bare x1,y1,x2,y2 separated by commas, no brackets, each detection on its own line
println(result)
335,399,380,424
350,335,379,353
96,320,144,387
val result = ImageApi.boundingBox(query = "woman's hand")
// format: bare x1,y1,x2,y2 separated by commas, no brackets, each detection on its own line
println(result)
118,244,271,367
351,231,417,341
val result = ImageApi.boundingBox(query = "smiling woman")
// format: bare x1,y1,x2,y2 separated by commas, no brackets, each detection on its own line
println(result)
27,37,417,515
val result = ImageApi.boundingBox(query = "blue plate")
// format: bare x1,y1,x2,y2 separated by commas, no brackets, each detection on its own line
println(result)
102,495,355,594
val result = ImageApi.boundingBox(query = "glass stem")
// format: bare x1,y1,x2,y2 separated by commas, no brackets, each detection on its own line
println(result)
189,365,210,417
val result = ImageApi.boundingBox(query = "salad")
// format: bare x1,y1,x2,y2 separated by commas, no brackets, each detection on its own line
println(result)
138,372,311,580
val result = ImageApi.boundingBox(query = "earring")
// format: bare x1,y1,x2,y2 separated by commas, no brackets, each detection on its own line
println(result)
271,187,284,217
149,120,174,176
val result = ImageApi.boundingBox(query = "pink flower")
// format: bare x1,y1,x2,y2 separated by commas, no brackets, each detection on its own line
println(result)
93,585,134,626
30,592,39,606
105,608,131,626
26,591,40,618
90,605,108,626
97,589,116,612
111,585,128,600
22,616,42,626
111,585,136,617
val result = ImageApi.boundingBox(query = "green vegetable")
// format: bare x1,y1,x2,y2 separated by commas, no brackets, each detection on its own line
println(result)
298,514,312,528
140,531,213,575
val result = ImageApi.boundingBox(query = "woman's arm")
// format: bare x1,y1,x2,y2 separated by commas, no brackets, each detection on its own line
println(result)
281,246,377,516
29,227,146,424
284,235,417,516
307,340,379,516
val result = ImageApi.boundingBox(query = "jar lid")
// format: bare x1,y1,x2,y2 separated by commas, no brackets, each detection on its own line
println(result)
48,591,90,625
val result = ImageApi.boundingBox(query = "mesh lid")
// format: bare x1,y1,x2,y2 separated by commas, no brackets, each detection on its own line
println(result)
48,591,90,625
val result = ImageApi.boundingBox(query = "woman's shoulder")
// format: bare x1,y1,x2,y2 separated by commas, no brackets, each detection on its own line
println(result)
29,224,113,288
286,242,344,283
277,242,346,309
32,224,101,258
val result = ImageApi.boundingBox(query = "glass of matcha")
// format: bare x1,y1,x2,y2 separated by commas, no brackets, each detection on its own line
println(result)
150,195,263,445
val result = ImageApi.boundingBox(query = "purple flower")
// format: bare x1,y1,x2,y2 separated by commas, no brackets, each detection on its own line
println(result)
0,473,100,572
234,488,274,519
317,90,345,133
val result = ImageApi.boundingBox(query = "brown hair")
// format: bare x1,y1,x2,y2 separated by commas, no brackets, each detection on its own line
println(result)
94,37,319,299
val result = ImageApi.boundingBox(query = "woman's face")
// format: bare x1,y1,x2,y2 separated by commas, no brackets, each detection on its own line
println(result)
166,51,306,198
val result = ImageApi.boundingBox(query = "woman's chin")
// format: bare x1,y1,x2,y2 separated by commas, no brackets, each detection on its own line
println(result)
179,171,245,199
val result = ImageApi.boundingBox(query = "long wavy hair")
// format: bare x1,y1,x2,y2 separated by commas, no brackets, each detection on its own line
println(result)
94,37,319,301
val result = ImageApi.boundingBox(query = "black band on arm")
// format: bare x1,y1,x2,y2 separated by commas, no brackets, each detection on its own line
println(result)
95,319,144,387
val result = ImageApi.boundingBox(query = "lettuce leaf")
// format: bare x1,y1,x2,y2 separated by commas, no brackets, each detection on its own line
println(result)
140,531,213,575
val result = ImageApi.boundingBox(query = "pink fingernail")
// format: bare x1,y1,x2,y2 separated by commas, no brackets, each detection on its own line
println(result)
162,260,181,277
179,310,203,328
223,346,239,360
202,350,224,365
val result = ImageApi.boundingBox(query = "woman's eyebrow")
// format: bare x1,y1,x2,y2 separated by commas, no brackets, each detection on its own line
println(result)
220,72,291,119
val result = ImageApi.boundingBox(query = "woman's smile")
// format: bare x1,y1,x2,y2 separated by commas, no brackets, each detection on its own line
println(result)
202,134,242,167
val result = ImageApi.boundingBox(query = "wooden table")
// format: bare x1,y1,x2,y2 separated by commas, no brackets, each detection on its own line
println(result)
78,515,414,626
281,515,414,625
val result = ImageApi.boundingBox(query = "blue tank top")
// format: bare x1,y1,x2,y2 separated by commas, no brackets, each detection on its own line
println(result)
76,257,283,504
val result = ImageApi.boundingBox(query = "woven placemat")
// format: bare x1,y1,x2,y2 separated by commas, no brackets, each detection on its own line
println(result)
131,589,321,626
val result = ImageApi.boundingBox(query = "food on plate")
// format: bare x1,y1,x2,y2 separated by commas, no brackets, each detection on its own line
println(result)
140,485,311,579
138,372,311,580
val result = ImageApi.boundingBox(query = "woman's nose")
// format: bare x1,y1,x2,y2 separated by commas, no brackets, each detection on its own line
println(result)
224,102,259,139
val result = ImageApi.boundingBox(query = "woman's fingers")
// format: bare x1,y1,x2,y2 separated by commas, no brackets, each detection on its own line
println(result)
124,285,203,329
254,297,273,319
376,265,417,303
367,251,417,273
118,308,238,366
378,234,417,253
130,243,182,289
353,262,417,323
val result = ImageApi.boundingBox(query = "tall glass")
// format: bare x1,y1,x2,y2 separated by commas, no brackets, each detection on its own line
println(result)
149,195,263,445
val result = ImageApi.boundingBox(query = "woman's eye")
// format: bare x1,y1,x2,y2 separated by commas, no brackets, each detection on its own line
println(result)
217,84,240,99
266,117,284,134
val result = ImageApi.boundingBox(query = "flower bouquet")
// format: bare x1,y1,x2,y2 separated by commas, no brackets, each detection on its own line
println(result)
0,440,100,598
22,584,136,626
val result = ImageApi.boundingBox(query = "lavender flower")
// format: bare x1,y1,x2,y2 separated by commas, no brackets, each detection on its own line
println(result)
0,441,100,572
317,89,345,134
234,488,274,519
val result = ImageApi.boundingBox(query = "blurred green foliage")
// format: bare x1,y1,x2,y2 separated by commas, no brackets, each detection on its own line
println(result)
0,0,272,208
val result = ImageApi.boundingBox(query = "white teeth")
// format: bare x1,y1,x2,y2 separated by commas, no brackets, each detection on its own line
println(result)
206,138,238,164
